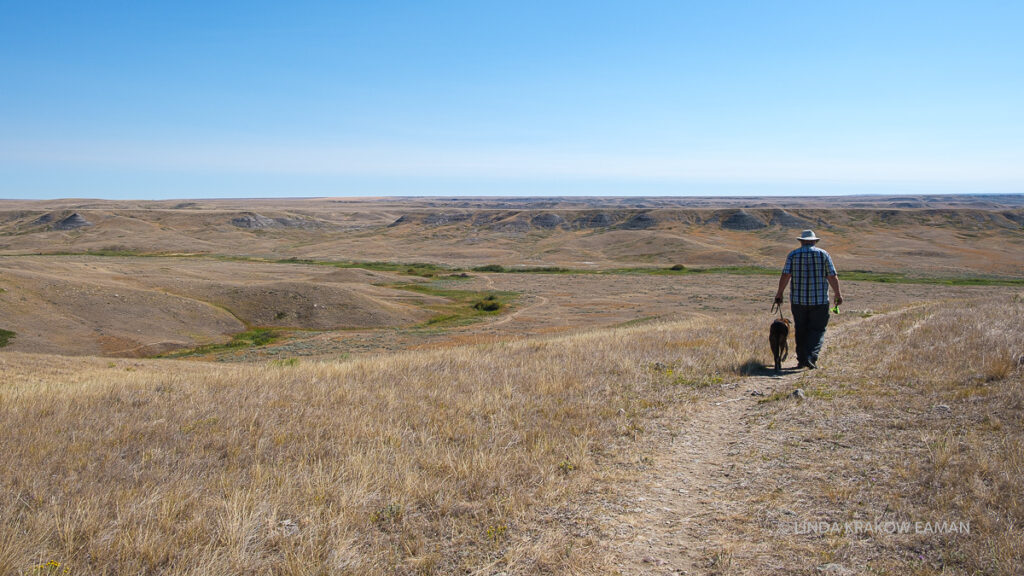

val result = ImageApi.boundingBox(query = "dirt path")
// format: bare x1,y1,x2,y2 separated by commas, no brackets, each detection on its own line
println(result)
489,293,550,328
608,369,803,575
606,312,888,574
480,274,497,291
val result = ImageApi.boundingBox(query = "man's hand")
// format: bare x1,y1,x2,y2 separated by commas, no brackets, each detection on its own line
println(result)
774,295,784,305
834,294,844,306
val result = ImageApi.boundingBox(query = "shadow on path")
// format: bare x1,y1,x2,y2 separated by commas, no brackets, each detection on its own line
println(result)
735,359,805,377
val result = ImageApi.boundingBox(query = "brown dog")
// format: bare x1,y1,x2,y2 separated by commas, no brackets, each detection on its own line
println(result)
769,317,791,372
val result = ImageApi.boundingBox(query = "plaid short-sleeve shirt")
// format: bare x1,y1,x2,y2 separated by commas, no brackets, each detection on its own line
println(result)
783,245,837,306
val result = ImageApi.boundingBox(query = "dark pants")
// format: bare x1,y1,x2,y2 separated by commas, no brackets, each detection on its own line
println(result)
791,304,830,365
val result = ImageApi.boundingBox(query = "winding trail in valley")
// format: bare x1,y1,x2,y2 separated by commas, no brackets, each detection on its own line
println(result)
478,273,551,328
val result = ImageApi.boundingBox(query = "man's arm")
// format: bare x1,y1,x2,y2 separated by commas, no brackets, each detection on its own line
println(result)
774,273,791,304
827,274,843,306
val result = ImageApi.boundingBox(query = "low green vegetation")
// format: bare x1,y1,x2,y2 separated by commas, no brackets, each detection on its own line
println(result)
41,248,151,258
162,328,280,358
20,252,1024,286
601,265,770,276
280,257,451,277
472,264,570,273
24,251,453,278
0,328,15,348
424,313,460,326
840,269,1024,286
473,263,1024,285
518,266,571,273
392,283,515,327
229,328,278,347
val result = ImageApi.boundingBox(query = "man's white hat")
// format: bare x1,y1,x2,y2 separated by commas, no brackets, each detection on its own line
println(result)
797,230,821,241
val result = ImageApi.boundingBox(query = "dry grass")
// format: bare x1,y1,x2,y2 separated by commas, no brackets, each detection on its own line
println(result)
3,281,1021,575
7,253,1012,362
0,316,762,575
736,297,1024,574
0,257,440,357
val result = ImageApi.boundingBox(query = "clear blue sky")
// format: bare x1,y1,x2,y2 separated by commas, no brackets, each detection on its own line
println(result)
1,1,1022,199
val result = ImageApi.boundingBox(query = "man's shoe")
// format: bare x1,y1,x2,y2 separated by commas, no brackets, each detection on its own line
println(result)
805,359,817,370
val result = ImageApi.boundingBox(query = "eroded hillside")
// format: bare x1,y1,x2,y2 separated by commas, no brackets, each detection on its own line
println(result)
1,195,1022,276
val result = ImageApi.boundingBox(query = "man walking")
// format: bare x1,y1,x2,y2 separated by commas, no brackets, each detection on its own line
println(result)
774,230,843,369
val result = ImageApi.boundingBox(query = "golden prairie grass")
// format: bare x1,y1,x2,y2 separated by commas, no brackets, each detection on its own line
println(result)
741,297,1023,574
0,316,762,575
4,294,1020,575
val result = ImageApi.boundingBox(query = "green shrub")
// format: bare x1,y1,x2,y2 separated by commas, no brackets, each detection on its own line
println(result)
517,266,570,273
473,294,501,312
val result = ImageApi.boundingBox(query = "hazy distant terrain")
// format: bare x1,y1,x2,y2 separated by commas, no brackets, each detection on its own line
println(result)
2,195,1022,275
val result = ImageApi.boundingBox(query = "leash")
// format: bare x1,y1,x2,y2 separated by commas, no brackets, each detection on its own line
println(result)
770,302,784,319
